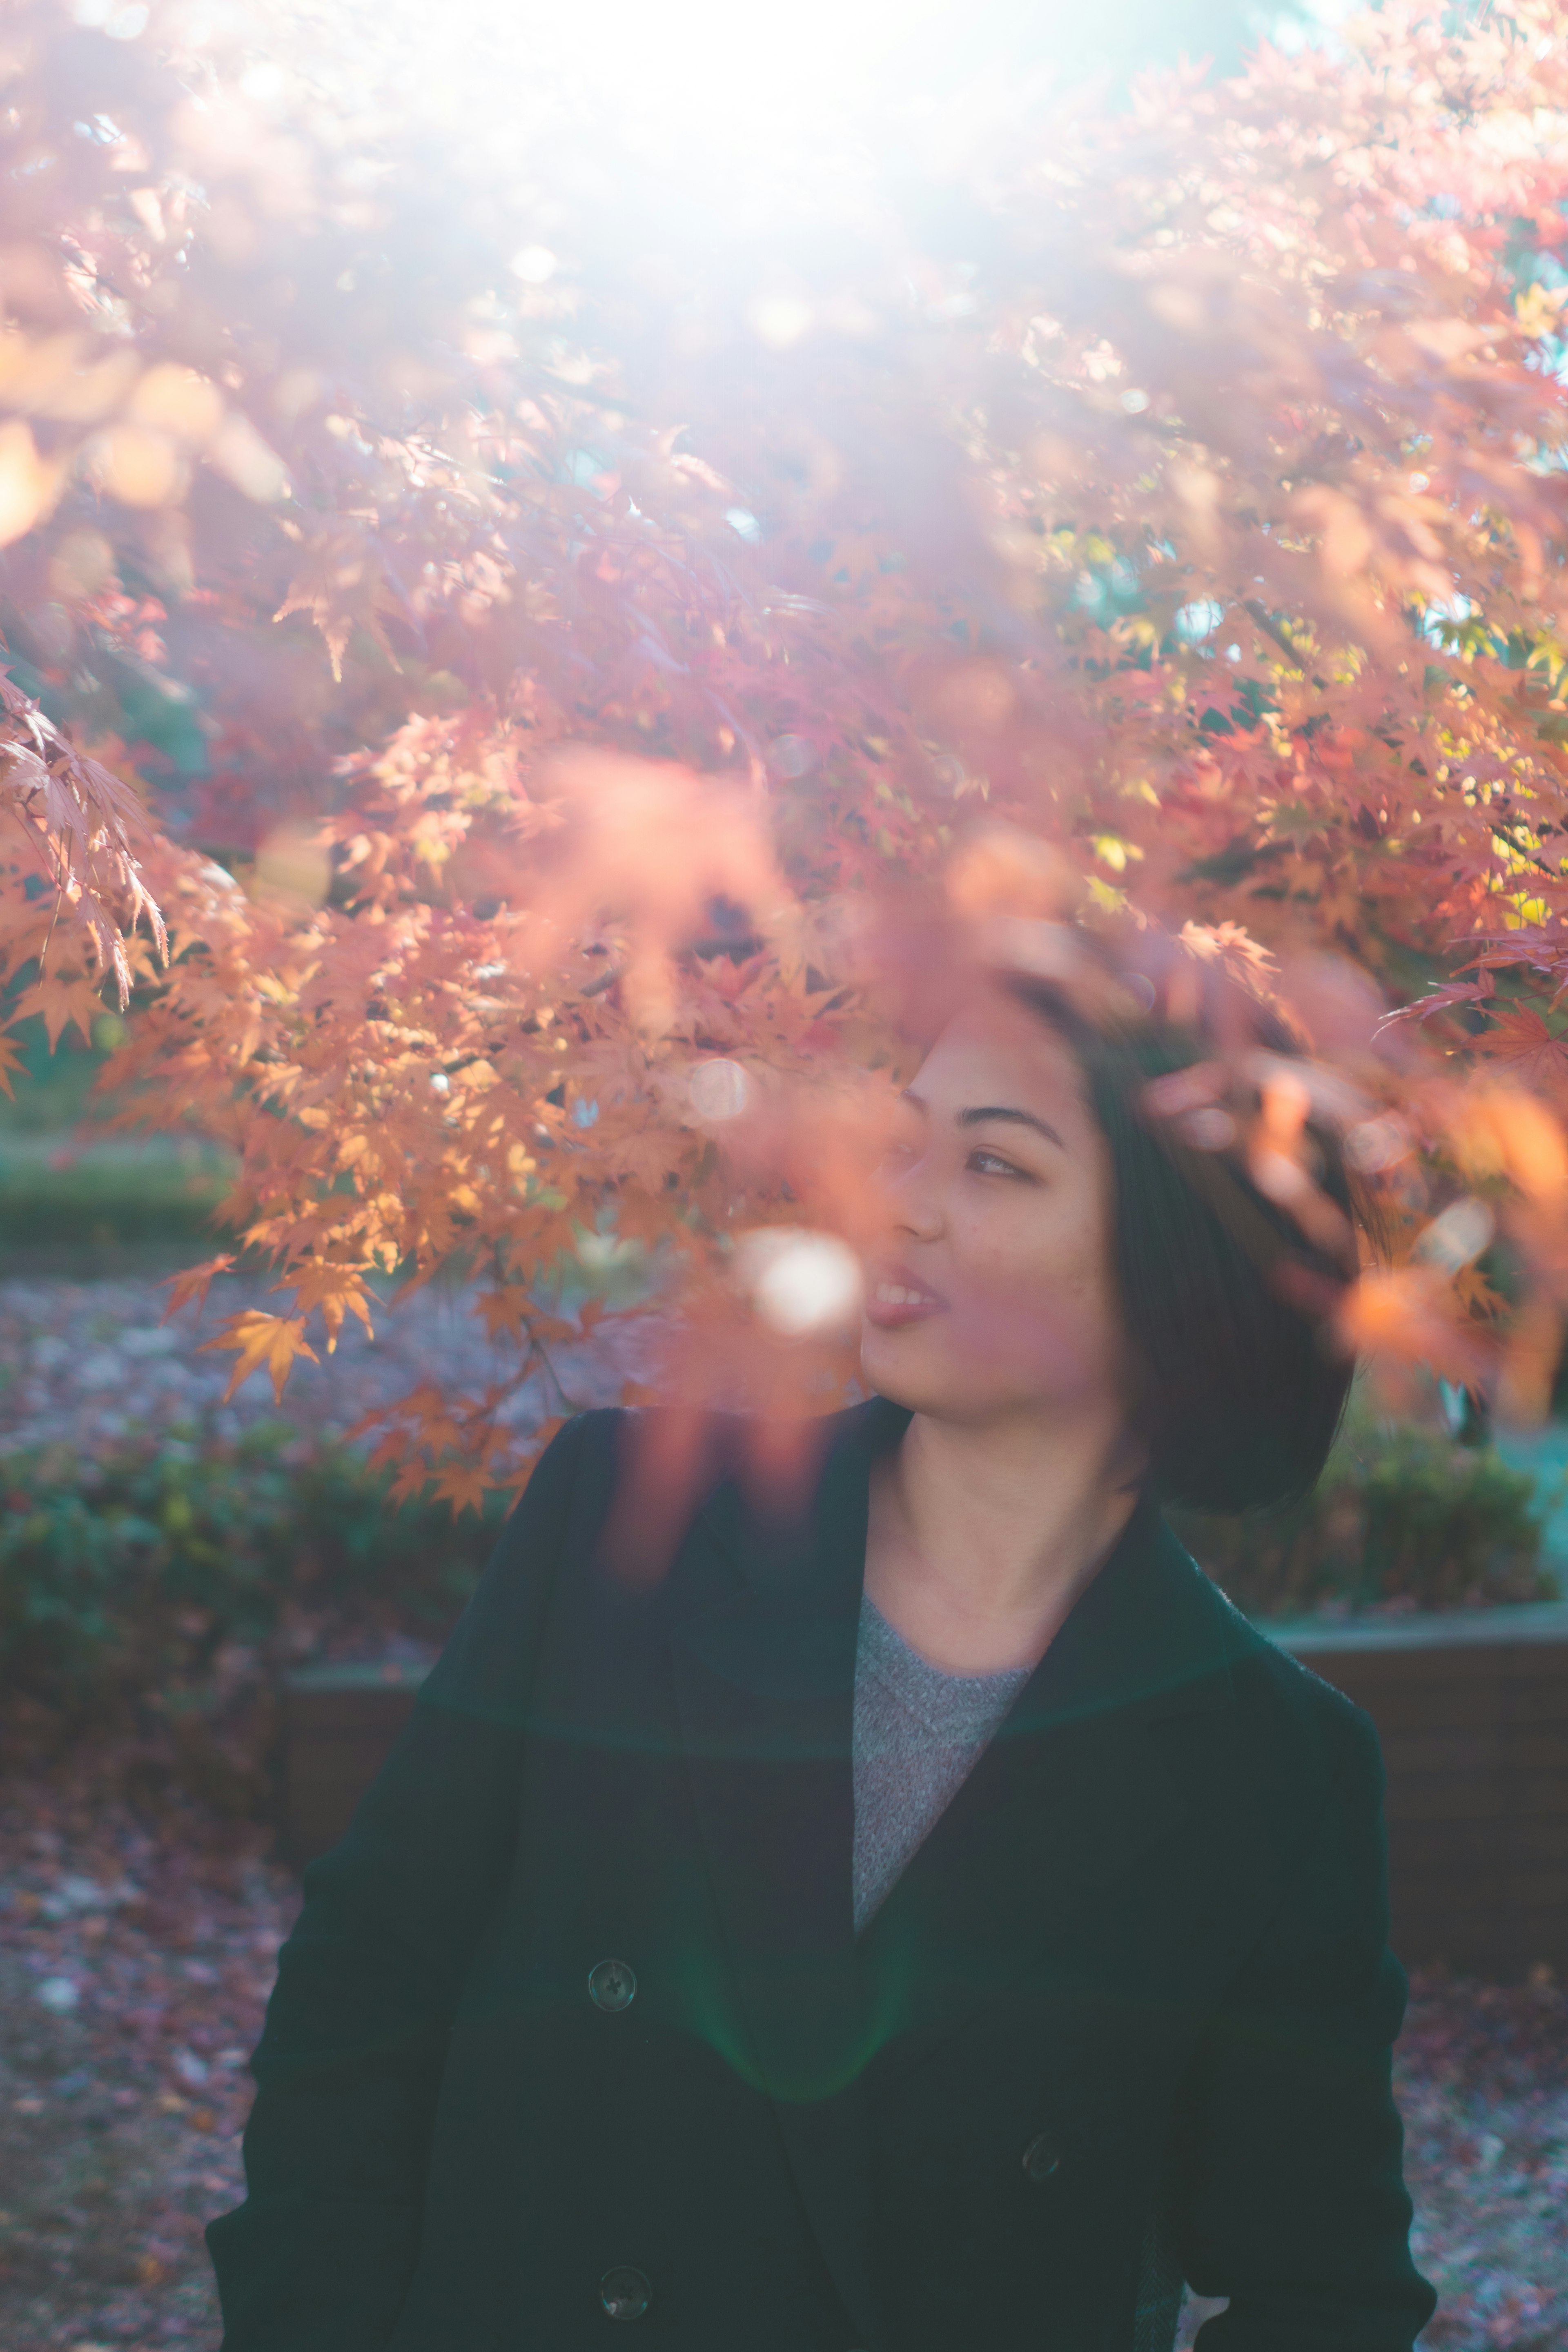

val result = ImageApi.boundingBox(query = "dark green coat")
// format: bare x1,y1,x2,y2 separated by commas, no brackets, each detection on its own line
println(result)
207,1396,1437,2350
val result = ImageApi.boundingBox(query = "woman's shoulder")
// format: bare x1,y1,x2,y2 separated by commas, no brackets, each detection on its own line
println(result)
1138,1531,1393,1913
1187,1543,1386,1782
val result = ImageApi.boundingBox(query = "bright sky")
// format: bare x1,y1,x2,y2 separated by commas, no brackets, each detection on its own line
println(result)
217,0,1346,206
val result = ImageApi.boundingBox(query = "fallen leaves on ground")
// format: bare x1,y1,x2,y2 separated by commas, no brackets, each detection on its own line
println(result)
0,1765,296,2351
0,1762,1562,2350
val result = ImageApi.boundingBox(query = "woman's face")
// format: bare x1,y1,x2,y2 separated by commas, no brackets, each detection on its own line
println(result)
860,989,1133,1434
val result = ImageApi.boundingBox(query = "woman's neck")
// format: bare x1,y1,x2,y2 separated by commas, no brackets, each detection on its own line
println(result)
863,1404,1143,1677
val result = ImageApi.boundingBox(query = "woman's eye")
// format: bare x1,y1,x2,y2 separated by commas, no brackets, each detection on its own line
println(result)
968,1147,1027,1179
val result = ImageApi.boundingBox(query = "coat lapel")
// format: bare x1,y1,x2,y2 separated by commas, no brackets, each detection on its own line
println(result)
668,1402,885,2344
853,1492,1252,2095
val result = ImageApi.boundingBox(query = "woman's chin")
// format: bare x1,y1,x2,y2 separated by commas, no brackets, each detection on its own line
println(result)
860,1317,962,1409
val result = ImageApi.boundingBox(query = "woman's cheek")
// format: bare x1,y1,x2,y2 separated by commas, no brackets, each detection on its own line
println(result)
943,1265,1107,1392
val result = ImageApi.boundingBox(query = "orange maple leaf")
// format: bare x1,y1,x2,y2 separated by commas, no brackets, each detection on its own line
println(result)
1336,1266,1494,1385
200,1310,321,1404
476,1285,533,1345
161,1253,237,1323
14,969,109,1051
388,1458,434,1505
0,1031,23,1100
283,1263,376,1352
432,1461,491,1516
345,1381,466,1457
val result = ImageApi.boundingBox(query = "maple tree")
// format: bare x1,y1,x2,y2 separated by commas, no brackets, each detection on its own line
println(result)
5,0,1568,1505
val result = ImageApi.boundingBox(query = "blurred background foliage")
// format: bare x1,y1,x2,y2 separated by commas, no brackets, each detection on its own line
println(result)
1174,1400,1564,1621
0,1013,235,1269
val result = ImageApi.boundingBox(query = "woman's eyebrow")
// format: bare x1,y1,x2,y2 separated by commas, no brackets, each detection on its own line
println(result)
957,1104,1067,1150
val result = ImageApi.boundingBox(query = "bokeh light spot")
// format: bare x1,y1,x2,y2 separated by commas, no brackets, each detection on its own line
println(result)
510,245,558,284
737,1228,862,1336
1414,1197,1495,1275
1346,1115,1410,1174
747,295,813,349
253,824,331,909
766,734,815,781
689,1059,751,1122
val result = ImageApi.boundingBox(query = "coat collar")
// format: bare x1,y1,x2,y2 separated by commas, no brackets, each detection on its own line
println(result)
667,1394,1251,2343
680,1390,1244,1733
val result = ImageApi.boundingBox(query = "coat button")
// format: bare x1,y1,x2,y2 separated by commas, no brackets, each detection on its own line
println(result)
600,2264,651,2320
588,1959,637,2013
1022,2131,1061,2183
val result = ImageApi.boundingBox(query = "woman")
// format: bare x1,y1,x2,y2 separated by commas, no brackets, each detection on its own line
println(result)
207,933,1438,2352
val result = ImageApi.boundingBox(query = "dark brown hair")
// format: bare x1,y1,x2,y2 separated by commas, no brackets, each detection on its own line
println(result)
1002,965,1362,1515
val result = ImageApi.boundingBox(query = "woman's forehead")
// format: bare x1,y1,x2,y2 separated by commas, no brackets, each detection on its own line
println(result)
917,994,1087,1105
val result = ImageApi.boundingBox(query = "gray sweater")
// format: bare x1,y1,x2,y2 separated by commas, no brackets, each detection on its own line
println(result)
851,1593,1032,1936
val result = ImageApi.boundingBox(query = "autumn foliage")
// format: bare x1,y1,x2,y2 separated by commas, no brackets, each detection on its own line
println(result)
5,0,1568,1503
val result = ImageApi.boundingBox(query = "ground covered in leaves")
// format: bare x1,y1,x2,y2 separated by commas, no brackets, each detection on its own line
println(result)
0,1268,637,1459
0,1770,1560,2351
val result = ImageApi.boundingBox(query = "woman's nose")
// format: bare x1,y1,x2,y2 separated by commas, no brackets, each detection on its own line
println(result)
888,1163,943,1241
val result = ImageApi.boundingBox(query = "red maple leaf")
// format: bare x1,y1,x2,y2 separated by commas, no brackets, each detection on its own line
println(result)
1476,1006,1568,1087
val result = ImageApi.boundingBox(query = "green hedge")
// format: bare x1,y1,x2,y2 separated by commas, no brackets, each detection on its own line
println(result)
0,1423,505,1732
1172,1423,1559,1620
0,1138,236,1252
0,1018,237,1259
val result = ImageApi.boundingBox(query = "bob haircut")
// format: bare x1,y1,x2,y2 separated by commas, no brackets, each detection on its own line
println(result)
1000,967,1363,1517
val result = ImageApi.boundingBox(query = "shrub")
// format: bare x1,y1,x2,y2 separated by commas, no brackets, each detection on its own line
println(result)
0,1424,507,1815
1173,1424,1559,1621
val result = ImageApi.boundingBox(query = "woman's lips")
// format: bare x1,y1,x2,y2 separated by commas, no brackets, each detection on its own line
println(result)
864,1272,949,1329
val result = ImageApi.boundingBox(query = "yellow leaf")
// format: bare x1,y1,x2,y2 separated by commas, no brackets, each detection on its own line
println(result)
1515,283,1567,341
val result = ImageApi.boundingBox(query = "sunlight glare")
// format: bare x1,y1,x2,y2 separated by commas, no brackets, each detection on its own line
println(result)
437,0,949,155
